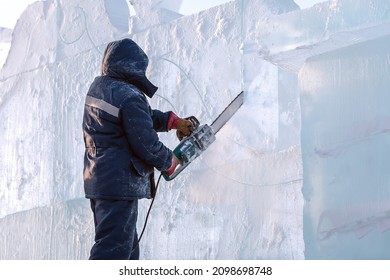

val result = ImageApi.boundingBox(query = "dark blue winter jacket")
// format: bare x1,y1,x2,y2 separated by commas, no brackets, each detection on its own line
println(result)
82,38,173,200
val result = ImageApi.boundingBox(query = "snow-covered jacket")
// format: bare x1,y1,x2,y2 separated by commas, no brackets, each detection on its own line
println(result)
82,38,173,200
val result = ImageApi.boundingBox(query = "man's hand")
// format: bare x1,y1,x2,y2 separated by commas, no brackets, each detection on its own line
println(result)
166,154,180,176
168,113,195,140
175,118,193,140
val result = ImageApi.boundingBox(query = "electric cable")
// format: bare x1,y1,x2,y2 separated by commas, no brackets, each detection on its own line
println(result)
131,173,163,255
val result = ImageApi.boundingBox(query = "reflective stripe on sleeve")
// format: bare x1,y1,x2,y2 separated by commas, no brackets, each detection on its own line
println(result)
85,96,120,118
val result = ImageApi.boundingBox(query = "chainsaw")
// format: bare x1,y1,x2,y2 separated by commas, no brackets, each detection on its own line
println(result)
162,91,244,181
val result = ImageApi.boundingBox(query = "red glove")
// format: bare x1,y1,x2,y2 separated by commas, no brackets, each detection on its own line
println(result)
166,155,180,176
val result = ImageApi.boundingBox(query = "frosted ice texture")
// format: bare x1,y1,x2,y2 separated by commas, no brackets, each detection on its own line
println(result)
0,0,388,260
301,36,390,259
0,27,12,43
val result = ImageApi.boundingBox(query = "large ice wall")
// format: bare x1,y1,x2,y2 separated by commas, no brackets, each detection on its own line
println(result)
131,0,303,259
268,0,390,259
0,0,303,260
300,36,390,259
0,0,123,218
1,0,389,260
0,0,121,259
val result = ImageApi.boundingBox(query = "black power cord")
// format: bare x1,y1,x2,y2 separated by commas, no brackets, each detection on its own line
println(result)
131,173,163,255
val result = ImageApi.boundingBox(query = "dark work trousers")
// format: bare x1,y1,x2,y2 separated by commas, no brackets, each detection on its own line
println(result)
89,199,140,260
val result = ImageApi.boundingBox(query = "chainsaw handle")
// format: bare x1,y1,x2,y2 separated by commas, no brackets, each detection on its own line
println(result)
185,116,200,132
176,116,200,141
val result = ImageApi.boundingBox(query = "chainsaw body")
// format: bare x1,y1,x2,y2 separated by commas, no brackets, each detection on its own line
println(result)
161,91,244,181
162,122,216,181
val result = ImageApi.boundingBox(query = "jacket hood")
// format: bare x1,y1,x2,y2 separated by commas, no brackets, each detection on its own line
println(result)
100,38,158,98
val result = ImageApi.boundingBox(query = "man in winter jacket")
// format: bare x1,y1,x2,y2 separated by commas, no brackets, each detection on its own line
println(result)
82,38,192,260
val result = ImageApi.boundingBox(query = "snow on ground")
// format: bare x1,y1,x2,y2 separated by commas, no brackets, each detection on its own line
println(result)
0,0,389,259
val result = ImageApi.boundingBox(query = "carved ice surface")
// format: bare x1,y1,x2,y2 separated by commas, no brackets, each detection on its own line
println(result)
0,0,389,259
